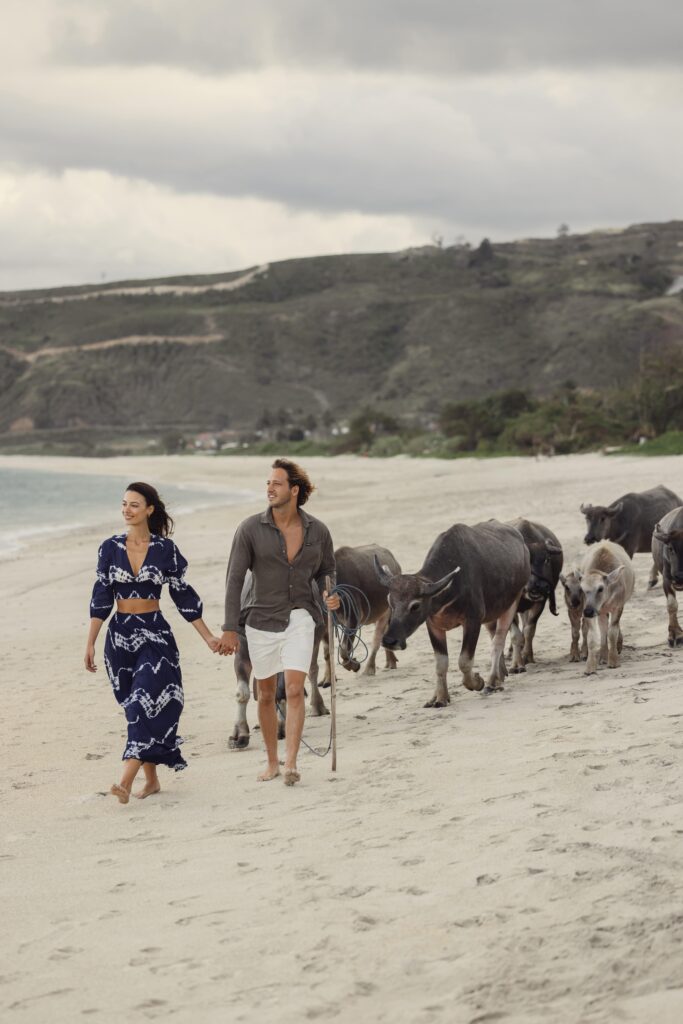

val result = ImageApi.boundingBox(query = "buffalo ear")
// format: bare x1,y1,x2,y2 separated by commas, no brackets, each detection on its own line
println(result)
605,564,625,585
580,503,593,515
423,566,461,599
545,539,563,555
605,502,623,517
374,554,395,588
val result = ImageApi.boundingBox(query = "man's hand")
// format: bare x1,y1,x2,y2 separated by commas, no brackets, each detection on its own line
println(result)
216,630,240,656
322,590,341,612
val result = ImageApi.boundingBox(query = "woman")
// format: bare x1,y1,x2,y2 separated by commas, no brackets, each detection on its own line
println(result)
85,482,219,804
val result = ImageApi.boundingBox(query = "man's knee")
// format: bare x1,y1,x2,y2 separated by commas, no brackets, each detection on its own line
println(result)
256,677,277,704
284,672,306,700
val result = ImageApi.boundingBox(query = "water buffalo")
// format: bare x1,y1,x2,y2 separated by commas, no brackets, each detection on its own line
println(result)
376,520,529,706
506,518,563,671
580,484,681,588
319,544,401,683
559,569,588,662
579,541,634,675
652,506,683,647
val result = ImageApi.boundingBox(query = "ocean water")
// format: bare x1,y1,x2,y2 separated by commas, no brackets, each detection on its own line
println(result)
0,466,251,556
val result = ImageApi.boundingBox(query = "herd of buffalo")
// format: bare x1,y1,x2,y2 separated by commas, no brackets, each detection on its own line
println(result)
229,484,683,749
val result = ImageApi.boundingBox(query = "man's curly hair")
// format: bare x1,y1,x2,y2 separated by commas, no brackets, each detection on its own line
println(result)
272,458,316,507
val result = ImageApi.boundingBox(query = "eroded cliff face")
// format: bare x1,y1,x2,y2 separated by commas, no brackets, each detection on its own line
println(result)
1,221,682,442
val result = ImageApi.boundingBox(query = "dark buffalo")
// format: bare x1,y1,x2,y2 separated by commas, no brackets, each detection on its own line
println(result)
319,544,401,683
506,518,563,671
580,484,681,587
652,506,683,647
228,571,327,750
376,521,529,706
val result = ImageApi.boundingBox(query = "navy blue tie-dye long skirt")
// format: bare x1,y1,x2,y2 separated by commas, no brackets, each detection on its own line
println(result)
103,611,187,771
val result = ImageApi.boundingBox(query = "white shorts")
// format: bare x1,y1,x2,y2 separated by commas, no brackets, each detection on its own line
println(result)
245,609,316,679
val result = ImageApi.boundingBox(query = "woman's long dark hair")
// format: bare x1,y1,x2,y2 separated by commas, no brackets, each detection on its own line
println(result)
126,482,174,537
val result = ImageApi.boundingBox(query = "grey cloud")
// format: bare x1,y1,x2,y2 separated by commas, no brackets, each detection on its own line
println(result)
1,72,680,235
51,0,683,74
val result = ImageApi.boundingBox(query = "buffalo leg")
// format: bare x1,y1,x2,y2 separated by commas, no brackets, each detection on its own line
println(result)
598,614,608,664
664,582,683,647
648,558,660,589
607,607,624,668
364,613,384,676
425,621,451,707
522,601,544,664
509,615,526,673
229,647,252,750
485,601,517,692
568,607,582,662
307,628,329,717
459,620,485,693
584,616,602,675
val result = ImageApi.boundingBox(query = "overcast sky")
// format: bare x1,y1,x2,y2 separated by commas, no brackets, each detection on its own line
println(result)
2,0,682,290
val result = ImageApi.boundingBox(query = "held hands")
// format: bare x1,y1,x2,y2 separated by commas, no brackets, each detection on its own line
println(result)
84,644,97,673
215,630,240,656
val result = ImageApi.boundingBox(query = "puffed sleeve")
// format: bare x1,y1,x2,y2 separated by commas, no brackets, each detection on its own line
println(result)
90,541,114,620
166,541,203,622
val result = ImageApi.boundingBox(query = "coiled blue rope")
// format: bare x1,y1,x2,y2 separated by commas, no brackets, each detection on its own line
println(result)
321,583,372,667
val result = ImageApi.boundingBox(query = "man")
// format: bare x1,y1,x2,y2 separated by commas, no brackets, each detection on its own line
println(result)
217,458,339,785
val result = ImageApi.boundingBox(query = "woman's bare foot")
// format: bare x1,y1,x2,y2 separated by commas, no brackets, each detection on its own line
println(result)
283,767,301,786
257,764,281,782
110,783,131,804
134,782,161,799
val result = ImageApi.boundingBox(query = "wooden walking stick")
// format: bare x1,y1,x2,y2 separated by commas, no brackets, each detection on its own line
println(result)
325,575,337,772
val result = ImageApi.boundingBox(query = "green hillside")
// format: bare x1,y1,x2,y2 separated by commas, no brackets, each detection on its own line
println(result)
1,221,682,453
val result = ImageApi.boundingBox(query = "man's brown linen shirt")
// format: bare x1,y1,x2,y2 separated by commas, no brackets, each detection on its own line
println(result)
223,508,336,633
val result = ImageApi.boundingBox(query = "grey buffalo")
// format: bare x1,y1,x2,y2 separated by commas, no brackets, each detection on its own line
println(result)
377,520,529,706
506,518,563,671
652,506,683,647
559,569,588,662
580,484,681,588
319,544,401,683
228,571,328,750
579,541,634,675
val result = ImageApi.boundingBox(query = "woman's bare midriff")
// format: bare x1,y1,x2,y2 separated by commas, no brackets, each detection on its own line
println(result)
116,599,161,614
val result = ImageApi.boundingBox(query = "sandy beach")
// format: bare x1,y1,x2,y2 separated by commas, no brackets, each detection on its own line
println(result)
3,451,683,1024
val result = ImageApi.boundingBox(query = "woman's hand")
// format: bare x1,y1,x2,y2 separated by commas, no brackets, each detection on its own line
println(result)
206,634,221,653
84,644,97,673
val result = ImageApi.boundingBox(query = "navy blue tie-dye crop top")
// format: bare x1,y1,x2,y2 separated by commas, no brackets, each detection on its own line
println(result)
89,533,203,622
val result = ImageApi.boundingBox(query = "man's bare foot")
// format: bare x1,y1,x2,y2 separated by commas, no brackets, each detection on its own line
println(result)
110,783,130,804
283,767,301,786
134,783,161,799
257,765,281,782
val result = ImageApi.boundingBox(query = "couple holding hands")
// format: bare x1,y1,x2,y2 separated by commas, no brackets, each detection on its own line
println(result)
85,458,339,803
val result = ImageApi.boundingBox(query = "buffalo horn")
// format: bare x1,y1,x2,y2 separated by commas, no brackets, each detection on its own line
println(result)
653,524,670,544
579,503,593,514
605,501,623,517
374,554,395,587
545,539,562,554
422,566,461,598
